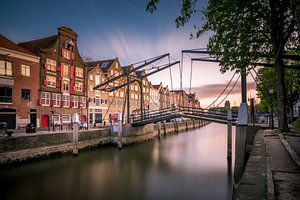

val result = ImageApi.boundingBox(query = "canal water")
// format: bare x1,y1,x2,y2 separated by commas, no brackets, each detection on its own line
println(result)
0,123,235,200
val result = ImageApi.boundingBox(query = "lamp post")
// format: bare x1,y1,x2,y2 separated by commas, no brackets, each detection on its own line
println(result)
269,88,274,130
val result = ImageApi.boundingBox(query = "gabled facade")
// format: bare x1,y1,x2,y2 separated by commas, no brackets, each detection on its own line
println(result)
87,64,108,126
0,35,40,129
150,83,160,111
19,27,87,130
170,90,189,108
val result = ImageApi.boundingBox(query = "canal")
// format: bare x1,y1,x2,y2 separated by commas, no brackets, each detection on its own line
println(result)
0,123,236,200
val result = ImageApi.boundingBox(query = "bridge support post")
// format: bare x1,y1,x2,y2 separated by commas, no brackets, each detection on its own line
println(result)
227,109,232,159
234,103,248,183
158,121,161,139
118,119,123,149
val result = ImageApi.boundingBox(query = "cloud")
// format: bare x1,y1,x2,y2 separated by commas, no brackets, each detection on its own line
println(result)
80,27,209,65
189,81,256,99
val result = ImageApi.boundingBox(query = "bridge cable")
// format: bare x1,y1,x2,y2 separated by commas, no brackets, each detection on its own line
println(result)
215,74,241,107
248,68,278,118
204,72,237,109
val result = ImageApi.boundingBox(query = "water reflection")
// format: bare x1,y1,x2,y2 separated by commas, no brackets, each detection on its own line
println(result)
0,123,235,200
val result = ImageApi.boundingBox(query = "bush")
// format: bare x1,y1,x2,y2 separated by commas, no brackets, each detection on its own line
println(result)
293,117,300,133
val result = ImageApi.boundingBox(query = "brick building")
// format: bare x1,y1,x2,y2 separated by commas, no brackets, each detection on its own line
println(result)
87,58,125,125
19,27,87,130
170,90,189,108
0,35,40,129
149,83,160,111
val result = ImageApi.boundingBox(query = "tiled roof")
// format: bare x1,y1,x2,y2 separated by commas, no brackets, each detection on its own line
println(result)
152,84,161,89
19,35,57,55
0,34,36,56
87,59,115,73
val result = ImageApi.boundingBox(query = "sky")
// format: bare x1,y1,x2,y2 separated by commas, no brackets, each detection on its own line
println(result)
0,0,257,107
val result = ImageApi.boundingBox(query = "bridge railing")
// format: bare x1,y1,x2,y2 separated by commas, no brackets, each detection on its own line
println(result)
131,107,178,122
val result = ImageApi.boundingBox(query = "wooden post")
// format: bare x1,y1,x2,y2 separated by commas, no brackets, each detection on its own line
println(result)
118,119,123,149
72,113,79,157
227,109,232,159
158,121,161,139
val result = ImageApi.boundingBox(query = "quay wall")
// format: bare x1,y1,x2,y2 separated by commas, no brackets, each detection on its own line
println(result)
0,120,209,166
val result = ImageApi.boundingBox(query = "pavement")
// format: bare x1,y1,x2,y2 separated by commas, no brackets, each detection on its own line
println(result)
235,128,300,199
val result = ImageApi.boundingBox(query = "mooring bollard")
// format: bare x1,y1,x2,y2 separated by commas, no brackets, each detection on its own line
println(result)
72,113,79,157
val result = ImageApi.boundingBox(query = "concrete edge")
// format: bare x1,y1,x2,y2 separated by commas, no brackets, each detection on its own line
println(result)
264,131,275,200
278,133,300,167
0,137,113,165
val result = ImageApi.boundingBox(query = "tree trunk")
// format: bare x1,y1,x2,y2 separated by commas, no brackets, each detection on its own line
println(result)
275,58,289,132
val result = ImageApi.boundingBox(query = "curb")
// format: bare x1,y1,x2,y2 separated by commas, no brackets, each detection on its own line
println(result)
278,133,300,167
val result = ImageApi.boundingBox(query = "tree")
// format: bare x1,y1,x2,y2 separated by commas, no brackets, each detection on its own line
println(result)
147,0,299,132
256,67,300,117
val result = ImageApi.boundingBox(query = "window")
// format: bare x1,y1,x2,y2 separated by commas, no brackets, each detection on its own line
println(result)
131,85,134,91
75,67,83,78
0,60,12,76
72,96,78,108
21,65,30,77
89,74,93,81
0,87,12,103
62,95,70,107
95,98,101,106
101,99,107,104
135,85,139,91
75,81,83,92
52,114,60,123
46,58,57,71
95,75,100,85
46,75,56,87
61,114,71,123
21,89,30,101
102,62,109,68
52,93,61,107
80,97,86,108
63,80,69,93
120,91,124,98
90,85,93,91
109,92,113,97
41,92,51,106
62,49,71,60
62,63,69,77
131,93,134,99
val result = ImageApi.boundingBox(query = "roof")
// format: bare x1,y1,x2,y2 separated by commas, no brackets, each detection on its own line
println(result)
0,34,36,56
18,35,58,55
87,59,115,73
152,84,161,90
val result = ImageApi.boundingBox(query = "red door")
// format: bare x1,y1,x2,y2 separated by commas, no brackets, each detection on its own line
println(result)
81,115,86,123
41,115,49,128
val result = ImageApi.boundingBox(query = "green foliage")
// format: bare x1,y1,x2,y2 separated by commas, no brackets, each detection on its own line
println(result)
293,117,300,133
256,67,300,113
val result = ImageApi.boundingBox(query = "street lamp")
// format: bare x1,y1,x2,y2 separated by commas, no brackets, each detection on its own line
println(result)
269,88,274,130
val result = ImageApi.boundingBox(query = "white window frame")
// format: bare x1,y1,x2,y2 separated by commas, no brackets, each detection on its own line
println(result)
21,65,30,77
46,75,56,88
62,95,70,107
81,97,86,108
72,96,79,108
0,60,12,76
61,114,71,123
75,81,83,92
62,49,71,60
41,92,51,106
46,58,57,71
75,67,83,78
52,93,61,107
